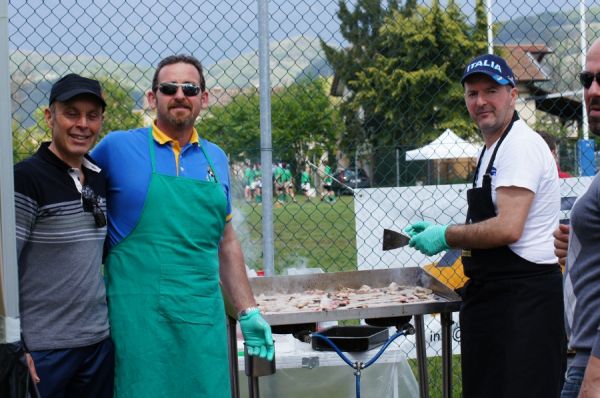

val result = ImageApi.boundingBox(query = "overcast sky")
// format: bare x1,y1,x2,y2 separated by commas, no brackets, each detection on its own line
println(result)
8,0,585,67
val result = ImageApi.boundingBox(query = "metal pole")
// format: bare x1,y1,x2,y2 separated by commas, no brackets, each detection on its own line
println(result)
395,147,400,187
0,0,20,344
354,150,358,191
257,0,275,276
487,0,494,54
248,376,260,398
307,160,354,193
312,154,318,194
580,0,589,140
441,312,453,398
414,314,430,398
227,316,240,398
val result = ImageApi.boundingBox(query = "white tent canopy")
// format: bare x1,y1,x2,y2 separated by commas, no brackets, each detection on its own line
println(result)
405,129,481,161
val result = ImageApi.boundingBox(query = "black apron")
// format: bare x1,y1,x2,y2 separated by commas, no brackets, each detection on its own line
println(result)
459,113,566,398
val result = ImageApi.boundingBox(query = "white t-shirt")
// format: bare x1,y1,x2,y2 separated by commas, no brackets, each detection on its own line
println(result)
475,119,560,264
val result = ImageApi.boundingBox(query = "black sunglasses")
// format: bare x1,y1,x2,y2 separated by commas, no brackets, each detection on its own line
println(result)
82,185,107,228
579,72,600,89
157,82,201,97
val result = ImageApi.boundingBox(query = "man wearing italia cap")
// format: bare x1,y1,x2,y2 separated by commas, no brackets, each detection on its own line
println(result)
14,73,113,397
405,53,565,397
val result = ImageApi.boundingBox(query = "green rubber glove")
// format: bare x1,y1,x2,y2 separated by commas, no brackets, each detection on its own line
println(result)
409,224,450,256
403,221,433,238
239,309,275,361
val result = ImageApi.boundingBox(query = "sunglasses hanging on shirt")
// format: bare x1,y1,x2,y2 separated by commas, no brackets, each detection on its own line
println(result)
158,82,201,96
82,185,107,228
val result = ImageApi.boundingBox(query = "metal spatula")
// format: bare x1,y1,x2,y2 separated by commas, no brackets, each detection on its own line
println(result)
383,229,461,268
382,228,410,251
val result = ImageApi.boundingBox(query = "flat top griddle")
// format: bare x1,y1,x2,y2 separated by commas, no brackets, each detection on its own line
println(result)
249,267,461,326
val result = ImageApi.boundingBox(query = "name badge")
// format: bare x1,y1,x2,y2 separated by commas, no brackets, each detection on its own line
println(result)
207,166,216,183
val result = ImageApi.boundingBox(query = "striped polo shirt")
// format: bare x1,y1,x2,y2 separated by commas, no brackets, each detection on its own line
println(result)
14,142,109,351
91,123,233,248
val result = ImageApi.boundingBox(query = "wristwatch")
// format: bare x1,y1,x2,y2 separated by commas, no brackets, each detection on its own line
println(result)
237,306,260,320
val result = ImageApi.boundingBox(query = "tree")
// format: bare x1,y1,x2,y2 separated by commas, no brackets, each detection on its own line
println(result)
98,78,143,137
320,0,401,152
321,0,488,150
12,118,46,163
271,78,341,168
200,78,341,172
200,91,262,159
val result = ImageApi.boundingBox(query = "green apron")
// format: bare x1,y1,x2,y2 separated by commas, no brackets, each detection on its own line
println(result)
105,129,230,397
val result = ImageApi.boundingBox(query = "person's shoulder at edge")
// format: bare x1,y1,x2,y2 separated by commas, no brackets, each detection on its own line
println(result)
14,151,39,173
511,120,538,140
96,126,148,148
493,122,553,187
91,127,149,168
13,159,37,196
503,121,550,157
13,148,48,194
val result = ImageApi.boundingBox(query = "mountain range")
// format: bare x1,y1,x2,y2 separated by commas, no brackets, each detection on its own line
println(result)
11,6,600,128
11,36,334,127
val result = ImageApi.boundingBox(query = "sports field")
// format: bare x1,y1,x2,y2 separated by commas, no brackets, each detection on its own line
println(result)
237,195,358,274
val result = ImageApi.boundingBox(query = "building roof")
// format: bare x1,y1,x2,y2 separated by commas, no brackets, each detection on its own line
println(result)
500,44,583,123
501,44,552,83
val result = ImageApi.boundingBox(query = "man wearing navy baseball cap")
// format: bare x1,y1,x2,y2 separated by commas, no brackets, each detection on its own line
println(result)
405,53,565,397
460,53,515,87
14,73,113,397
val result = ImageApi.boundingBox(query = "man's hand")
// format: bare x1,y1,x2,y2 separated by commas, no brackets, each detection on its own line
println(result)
580,355,600,397
239,309,275,361
25,353,40,384
553,224,569,267
409,224,449,256
403,221,433,238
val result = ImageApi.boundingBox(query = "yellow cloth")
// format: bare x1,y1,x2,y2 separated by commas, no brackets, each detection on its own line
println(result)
423,259,468,290
152,122,199,172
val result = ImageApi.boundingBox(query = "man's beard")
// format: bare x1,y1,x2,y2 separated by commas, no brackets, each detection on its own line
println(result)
165,101,195,129
590,118,600,137
166,113,195,129
590,97,600,137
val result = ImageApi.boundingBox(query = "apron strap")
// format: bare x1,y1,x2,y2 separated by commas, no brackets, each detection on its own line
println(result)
148,127,157,173
472,145,487,188
199,140,220,184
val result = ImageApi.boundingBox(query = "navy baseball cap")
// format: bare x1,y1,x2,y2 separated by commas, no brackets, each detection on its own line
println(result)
461,54,515,87
49,73,106,109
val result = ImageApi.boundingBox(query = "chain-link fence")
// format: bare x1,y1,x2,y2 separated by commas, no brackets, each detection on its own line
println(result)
8,0,600,396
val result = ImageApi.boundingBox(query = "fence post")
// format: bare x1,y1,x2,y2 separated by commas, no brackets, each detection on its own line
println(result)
0,0,20,344
257,0,275,276
395,146,401,187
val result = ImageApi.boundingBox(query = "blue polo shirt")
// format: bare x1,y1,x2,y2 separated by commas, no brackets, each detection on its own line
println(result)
92,124,232,248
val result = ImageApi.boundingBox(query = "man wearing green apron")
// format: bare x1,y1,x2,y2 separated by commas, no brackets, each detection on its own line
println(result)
92,55,274,397
404,54,565,397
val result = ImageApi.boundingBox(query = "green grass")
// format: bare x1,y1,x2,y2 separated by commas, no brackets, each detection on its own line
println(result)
237,195,358,274
407,355,463,398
